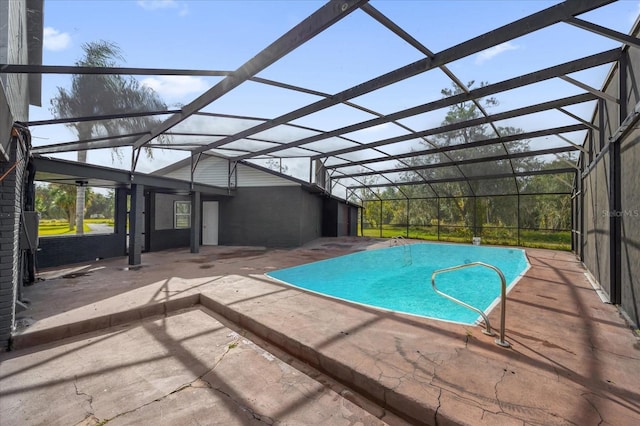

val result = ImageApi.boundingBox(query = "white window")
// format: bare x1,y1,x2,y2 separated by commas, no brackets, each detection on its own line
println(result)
174,201,191,229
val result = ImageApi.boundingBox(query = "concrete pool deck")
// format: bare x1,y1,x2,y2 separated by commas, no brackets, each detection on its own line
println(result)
1,237,639,425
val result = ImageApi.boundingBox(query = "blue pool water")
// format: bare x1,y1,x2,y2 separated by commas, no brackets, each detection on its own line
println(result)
266,243,530,324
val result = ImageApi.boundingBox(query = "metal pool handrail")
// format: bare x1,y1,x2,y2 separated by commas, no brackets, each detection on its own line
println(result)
390,235,406,246
431,262,510,348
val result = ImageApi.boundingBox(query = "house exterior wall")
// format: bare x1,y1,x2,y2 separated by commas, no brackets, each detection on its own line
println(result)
219,186,321,247
146,192,191,252
349,205,358,236
322,198,339,237
164,157,298,188
299,190,323,244
159,159,327,247
0,1,29,157
0,130,27,349
146,186,357,250
235,164,298,187
337,202,349,237
154,193,190,230
322,198,356,237
164,156,230,186
0,0,33,349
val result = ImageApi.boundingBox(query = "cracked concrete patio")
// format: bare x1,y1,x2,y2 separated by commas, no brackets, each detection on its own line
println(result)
1,237,639,425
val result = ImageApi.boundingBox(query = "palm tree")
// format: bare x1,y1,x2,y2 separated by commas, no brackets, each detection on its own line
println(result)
50,40,168,234
49,184,77,230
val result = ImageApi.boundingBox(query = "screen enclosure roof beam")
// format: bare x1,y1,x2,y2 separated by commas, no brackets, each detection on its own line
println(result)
347,168,577,190
233,49,619,161
313,93,596,160
325,123,588,170
339,145,578,179
194,0,614,156
564,17,640,48
129,0,369,152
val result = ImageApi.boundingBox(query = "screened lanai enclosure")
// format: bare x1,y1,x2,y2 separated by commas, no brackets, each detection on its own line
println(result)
1,0,640,346
14,1,636,248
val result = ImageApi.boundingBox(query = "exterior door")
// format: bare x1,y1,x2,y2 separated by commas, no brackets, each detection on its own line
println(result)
202,201,219,245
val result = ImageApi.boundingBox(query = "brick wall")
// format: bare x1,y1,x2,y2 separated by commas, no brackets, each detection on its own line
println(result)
0,0,33,349
219,186,319,247
147,229,190,252
0,134,27,349
36,234,127,269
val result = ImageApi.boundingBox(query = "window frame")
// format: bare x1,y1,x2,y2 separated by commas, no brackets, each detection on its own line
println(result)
174,200,191,229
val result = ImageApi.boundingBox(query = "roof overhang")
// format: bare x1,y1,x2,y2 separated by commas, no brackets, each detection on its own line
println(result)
32,156,234,196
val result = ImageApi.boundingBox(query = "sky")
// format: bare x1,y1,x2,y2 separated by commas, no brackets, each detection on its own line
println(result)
28,0,640,187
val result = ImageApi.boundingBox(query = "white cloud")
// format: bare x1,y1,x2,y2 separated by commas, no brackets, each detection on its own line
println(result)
137,0,175,10
360,123,390,133
141,76,209,100
475,42,519,65
137,0,188,15
43,27,71,51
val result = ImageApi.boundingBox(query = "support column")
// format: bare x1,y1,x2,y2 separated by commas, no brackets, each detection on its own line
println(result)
609,52,627,304
128,184,144,266
472,196,477,238
577,169,584,261
114,187,128,255
405,198,409,237
379,199,382,238
517,194,521,247
609,137,621,304
437,198,441,241
598,99,606,151
190,191,201,253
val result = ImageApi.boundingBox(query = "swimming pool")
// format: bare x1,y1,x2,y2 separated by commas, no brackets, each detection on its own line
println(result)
266,243,530,325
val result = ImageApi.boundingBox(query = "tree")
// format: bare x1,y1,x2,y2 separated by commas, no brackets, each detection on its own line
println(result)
35,183,56,219
85,190,114,219
353,82,574,242
396,82,535,234
37,184,114,226
519,156,574,230
50,40,168,235
354,175,390,229
47,184,94,230
264,158,289,174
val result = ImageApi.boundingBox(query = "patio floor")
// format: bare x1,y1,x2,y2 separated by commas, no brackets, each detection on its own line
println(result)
1,237,639,425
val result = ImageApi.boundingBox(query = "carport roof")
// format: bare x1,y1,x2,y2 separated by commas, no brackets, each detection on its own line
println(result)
32,156,233,196
4,0,637,201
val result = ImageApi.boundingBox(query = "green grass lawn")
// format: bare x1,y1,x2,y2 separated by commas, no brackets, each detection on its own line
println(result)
38,218,113,236
362,225,571,251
